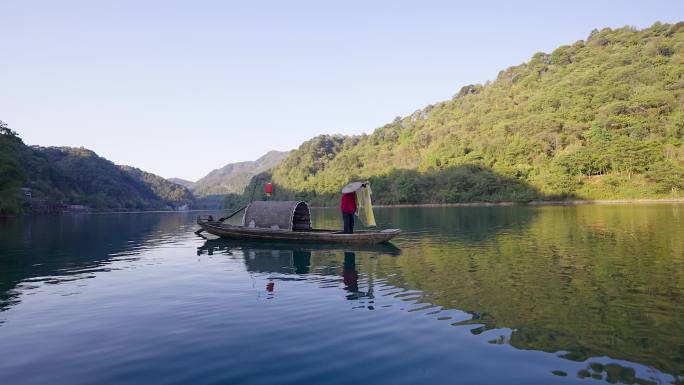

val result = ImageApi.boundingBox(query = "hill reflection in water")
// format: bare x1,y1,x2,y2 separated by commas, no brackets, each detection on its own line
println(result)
203,204,684,383
0,205,682,385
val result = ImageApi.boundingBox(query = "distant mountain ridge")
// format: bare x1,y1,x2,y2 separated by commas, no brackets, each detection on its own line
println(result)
0,125,193,214
118,166,194,208
192,150,290,197
168,178,196,190
1,120,289,214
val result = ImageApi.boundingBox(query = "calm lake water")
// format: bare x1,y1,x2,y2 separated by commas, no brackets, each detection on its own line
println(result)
0,205,683,385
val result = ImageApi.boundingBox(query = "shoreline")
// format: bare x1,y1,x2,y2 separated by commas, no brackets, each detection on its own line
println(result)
0,209,217,219
3,198,683,218
369,198,684,208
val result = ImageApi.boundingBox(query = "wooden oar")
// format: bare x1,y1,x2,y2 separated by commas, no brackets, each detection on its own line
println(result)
195,205,247,235
196,182,260,235
217,205,247,222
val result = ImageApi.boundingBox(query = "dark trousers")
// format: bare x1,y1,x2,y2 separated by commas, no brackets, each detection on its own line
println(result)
342,212,355,234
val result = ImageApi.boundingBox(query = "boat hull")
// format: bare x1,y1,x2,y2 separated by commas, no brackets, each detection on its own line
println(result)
197,218,400,244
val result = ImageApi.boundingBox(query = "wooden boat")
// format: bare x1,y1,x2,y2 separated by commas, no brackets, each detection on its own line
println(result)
196,201,400,244
196,221,402,244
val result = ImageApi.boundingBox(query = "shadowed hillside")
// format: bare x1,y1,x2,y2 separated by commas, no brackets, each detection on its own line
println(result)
0,122,193,214
223,164,555,209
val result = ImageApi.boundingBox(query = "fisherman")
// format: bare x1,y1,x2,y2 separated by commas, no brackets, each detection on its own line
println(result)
340,182,363,234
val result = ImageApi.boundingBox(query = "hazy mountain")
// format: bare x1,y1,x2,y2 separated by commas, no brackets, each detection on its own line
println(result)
168,178,196,190
119,166,194,208
192,150,290,197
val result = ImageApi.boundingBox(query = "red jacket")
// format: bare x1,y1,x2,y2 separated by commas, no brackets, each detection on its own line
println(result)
340,192,357,214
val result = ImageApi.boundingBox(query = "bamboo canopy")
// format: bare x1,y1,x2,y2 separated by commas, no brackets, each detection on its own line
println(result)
242,201,312,231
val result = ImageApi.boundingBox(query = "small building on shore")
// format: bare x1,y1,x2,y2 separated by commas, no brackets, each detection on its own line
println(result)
64,205,90,212
20,187,32,199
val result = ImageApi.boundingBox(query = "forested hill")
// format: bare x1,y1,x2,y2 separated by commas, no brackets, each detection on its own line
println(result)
0,123,193,214
265,23,684,205
193,150,290,197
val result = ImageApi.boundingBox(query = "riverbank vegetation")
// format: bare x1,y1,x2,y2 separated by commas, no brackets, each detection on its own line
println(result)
262,23,683,205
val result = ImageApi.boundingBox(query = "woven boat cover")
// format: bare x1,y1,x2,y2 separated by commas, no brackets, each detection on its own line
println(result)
242,201,312,231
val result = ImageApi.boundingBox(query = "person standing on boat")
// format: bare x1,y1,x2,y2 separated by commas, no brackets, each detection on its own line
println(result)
340,182,362,234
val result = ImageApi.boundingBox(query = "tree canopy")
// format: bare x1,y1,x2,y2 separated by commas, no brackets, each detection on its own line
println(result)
260,23,684,205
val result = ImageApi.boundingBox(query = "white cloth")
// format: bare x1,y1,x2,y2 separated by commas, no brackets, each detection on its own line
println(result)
355,183,376,227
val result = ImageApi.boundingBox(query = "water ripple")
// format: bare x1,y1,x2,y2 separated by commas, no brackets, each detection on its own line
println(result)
0,206,682,384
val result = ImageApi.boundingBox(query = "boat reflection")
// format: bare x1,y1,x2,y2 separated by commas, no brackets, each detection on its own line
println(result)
196,238,401,257
195,227,683,385
197,240,382,301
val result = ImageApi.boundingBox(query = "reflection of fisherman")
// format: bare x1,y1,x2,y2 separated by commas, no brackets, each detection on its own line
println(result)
341,251,373,301
343,251,358,293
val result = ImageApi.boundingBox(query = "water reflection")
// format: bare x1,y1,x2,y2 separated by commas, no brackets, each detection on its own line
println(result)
310,205,540,243
196,238,402,257
0,212,199,312
380,205,684,379
195,233,682,384
575,361,660,385
197,240,382,306
196,205,684,383
340,251,373,302
1,205,682,385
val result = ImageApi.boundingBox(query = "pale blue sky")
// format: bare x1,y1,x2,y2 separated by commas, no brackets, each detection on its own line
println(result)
1,1,682,180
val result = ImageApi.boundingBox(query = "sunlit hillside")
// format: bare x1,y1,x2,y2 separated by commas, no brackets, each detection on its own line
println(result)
267,22,684,204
